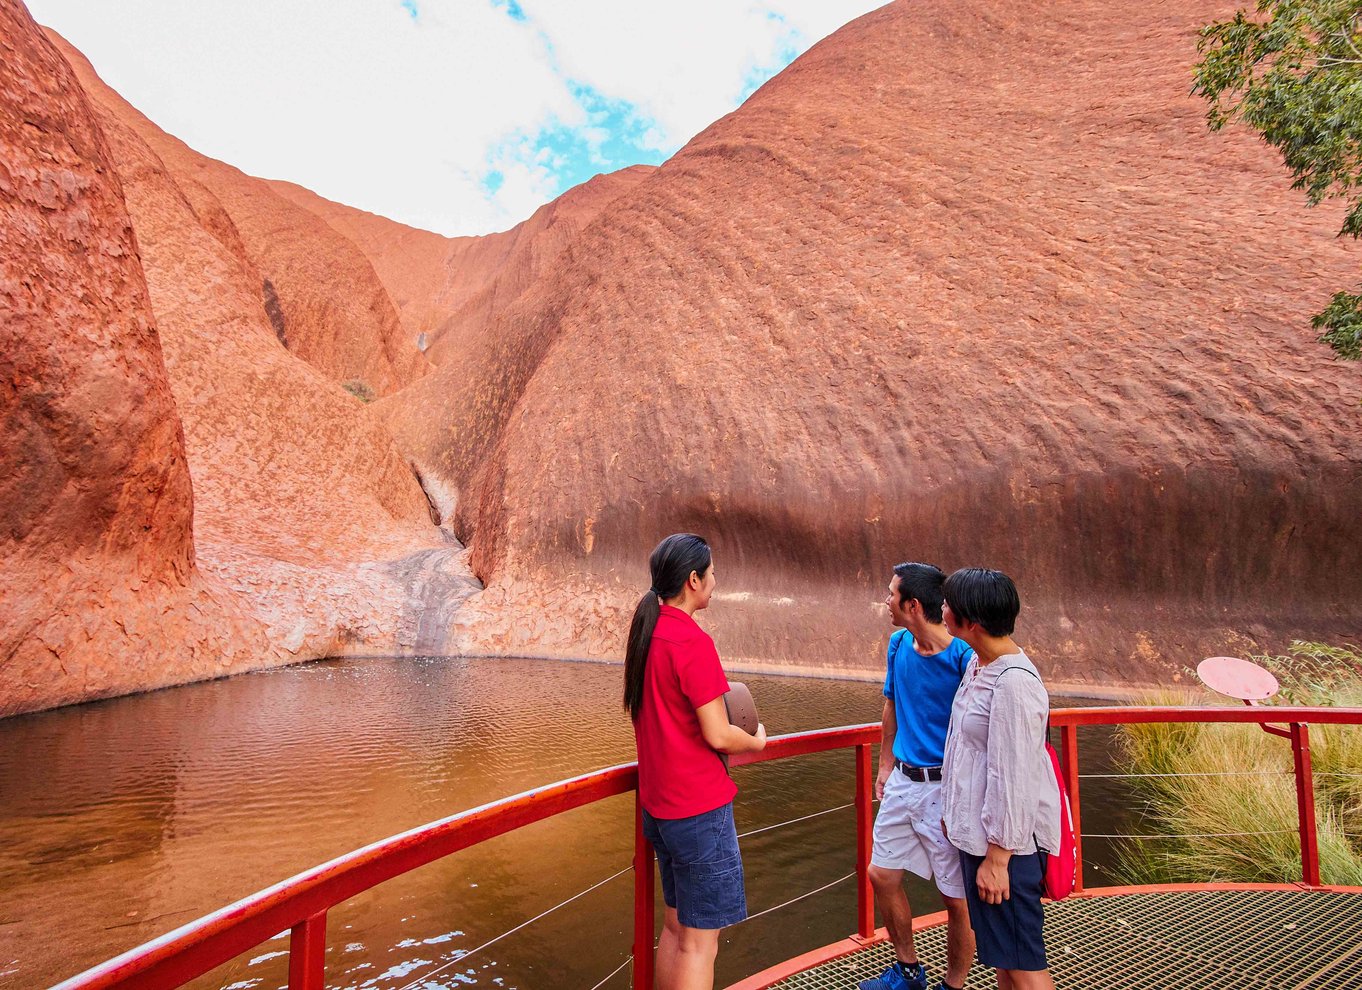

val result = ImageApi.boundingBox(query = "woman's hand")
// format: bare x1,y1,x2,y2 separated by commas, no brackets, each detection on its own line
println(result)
977,845,1012,905
697,700,766,753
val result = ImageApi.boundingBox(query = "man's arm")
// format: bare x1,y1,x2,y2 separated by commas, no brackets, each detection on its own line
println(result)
696,698,767,754
877,698,896,800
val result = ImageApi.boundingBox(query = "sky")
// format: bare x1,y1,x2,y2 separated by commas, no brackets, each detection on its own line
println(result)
27,1,886,237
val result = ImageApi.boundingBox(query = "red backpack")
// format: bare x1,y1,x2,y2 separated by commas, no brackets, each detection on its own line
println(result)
1042,737,1077,901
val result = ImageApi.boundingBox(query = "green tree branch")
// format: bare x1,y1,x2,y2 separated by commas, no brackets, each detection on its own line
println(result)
1194,0,1362,359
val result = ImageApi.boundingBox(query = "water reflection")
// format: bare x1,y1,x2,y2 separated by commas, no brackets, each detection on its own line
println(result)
0,658,1131,990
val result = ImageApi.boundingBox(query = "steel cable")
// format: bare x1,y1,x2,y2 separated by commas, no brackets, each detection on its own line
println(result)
1079,770,1290,779
1085,829,1296,839
738,802,855,839
585,954,632,990
392,865,632,990
392,800,860,989
741,872,856,924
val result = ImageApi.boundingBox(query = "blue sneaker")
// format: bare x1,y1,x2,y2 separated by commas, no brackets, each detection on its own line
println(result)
857,961,928,990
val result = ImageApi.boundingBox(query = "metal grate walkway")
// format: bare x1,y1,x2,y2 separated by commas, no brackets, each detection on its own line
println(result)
762,889,1362,990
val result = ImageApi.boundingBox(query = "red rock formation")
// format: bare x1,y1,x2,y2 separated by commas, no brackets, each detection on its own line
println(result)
47,42,430,400
0,1,270,714
1,2,472,716
268,166,652,369
45,34,464,664
6,0,1362,711
383,0,1362,686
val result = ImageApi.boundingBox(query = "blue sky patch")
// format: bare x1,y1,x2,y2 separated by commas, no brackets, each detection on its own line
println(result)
491,0,527,22
482,2,815,217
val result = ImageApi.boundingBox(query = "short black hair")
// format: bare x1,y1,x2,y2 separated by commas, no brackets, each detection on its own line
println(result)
942,567,1020,637
892,562,946,624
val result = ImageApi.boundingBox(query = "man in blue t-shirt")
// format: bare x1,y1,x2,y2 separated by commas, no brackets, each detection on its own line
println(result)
859,562,976,990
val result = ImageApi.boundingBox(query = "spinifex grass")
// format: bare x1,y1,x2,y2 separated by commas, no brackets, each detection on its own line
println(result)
1114,644,1362,887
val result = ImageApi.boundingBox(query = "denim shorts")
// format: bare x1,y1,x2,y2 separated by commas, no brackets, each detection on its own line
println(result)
959,849,1048,971
642,801,747,929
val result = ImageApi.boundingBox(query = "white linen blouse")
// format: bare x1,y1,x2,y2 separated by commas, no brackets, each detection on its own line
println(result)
941,650,1060,857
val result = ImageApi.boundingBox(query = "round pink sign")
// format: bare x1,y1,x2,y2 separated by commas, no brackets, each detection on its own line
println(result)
1196,655,1279,702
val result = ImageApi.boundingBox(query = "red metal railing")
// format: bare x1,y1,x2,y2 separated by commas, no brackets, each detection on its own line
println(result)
1049,705,1362,892
53,707,1362,990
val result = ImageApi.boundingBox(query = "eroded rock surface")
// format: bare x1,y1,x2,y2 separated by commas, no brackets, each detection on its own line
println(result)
1,3,474,716
383,0,1362,686
5,0,1361,711
48,35,429,400
270,166,651,370
0,2,271,713
49,33,469,669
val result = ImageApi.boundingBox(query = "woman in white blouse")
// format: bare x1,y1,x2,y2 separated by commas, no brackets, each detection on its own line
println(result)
940,568,1059,990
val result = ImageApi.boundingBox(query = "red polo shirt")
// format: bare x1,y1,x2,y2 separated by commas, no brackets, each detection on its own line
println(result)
634,605,737,819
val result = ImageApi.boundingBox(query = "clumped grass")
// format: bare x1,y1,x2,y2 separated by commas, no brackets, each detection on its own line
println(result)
1253,641,1362,705
1114,644,1362,886
342,379,375,403
1313,680,1362,848
1258,643,1362,850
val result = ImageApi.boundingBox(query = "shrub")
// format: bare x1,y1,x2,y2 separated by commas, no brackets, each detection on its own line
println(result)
342,379,375,403
1114,645,1362,886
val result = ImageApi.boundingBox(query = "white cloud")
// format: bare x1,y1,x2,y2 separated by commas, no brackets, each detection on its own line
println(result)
26,0,887,236
513,1,884,151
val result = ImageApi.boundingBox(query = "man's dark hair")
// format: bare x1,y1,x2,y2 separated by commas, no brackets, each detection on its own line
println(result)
892,561,947,624
942,567,1020,637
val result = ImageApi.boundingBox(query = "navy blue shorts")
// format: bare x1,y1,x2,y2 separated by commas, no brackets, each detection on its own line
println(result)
642,801,747,930
959,849,1049,971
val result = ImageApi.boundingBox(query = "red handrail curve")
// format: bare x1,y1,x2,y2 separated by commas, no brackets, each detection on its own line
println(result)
1048,705,1362,892
52,725,878,990
1048,706,1362,728
50,706,1362,990
51,763,639,990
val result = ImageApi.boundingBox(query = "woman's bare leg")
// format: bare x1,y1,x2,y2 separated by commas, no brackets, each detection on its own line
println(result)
1002,969,1054,990
655,908,721,990
656,908,682,990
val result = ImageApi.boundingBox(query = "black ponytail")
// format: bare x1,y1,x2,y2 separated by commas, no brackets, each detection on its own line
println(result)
623,533,712,720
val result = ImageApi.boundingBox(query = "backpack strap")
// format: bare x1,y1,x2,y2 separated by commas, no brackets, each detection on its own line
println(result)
997,662,1052,736
997,664,1058,857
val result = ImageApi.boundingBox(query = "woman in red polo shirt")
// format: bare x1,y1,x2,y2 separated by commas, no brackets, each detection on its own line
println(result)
624,533,767,990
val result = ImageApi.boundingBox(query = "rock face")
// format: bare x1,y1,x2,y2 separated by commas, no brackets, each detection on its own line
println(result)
1,1,475,717
381,0,1362,686
4,0,1361,712
268,166,652,370
52,42,430,401
49,31,472,669
0,2,270,713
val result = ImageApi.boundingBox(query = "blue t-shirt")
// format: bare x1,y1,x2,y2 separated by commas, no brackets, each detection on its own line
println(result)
882,628,973,767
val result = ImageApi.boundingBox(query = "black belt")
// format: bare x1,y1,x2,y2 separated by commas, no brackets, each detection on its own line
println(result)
896,761,942,782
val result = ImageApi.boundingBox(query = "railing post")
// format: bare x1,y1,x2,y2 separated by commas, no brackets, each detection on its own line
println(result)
1059,723,1083,894
855,742,875,939
1290,722,1321,886
633,794,656,990
288,911,327,990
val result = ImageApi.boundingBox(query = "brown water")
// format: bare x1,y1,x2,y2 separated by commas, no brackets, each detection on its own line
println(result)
0,657,1133,990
